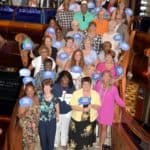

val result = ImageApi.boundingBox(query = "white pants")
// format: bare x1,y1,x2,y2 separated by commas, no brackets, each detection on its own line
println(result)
54,112,71,147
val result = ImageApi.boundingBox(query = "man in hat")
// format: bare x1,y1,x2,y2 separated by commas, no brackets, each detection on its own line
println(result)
73,0,94,31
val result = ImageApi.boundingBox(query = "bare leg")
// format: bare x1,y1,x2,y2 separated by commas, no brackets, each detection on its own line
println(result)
29,143,35,150
99,124,107,150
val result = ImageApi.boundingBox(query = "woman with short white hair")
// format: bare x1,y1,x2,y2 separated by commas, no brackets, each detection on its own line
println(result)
66,20,84,49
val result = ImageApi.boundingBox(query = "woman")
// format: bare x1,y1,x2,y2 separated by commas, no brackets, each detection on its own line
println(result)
64,49,85,69
103,0,118,12
38,79,59,150
94,70,125,150
48,18,60,31
28,46,56,76
15,33,32,67
93,8,109,36
67,20,84,49
53,71,75,149
64,49,85,89
42,36,58,60
99,41,112,63
56,37,75,72
56,0,74,35
111,1,131,25
102,21,121,62
28,0,38,7
96,50,116,78
57,0,70,12
96,0,108,8
34,58,53,91
57,0,80,12
83,38,98,67
54,28,66,50
18,83,39,150
68,77,101,150
84,64,96,78
84,22,102,55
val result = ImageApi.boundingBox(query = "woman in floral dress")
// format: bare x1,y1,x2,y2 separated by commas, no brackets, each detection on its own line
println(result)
18,83,40,150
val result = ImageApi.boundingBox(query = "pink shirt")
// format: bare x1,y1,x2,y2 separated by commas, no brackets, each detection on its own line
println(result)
96,62,117,78
94,81,125,125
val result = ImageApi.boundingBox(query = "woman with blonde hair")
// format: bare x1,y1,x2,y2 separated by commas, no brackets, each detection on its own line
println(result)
94,70,125,150
83,38,99,67
67,20,84,49
56,37,75,72
93,8,109,36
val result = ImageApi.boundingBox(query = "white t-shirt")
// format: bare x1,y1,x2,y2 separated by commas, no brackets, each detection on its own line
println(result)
32,56,56,77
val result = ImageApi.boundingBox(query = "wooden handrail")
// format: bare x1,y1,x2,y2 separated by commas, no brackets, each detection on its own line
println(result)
0,116,10,123
3,86,24,150
122,108,150,144
0,20,48,43
112,123,138,150
0,20,47,31
112,29,150,149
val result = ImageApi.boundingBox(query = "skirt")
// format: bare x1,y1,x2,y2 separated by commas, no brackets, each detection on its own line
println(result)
68,117,96,150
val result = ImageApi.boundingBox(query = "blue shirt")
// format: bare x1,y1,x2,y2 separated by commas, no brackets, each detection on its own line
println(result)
84,50,97,66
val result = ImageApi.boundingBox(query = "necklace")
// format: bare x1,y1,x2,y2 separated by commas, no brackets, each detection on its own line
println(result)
44,94,52,102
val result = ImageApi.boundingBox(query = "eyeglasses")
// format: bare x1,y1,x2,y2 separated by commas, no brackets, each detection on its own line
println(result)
83,16,85,22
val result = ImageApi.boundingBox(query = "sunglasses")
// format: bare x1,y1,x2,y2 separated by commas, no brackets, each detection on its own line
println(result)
83,16,85,21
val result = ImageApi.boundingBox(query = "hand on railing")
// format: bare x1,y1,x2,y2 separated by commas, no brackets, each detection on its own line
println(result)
121,107,133,124
0,128,2,135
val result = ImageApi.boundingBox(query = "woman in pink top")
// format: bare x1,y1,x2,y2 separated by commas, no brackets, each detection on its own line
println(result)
96,50,116,78
94,70,125,150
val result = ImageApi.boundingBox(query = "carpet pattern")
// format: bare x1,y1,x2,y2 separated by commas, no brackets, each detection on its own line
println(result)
125,81,139,116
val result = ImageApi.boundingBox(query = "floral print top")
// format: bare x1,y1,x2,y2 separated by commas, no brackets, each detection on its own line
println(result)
38,92,58,122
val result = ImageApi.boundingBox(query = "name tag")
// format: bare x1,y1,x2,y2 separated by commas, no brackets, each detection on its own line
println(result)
59,93,73,104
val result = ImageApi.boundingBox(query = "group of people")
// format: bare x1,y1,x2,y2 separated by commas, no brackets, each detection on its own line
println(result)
15,0,130,150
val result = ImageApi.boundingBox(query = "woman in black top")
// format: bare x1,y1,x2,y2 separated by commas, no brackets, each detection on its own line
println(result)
53,71,75,149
